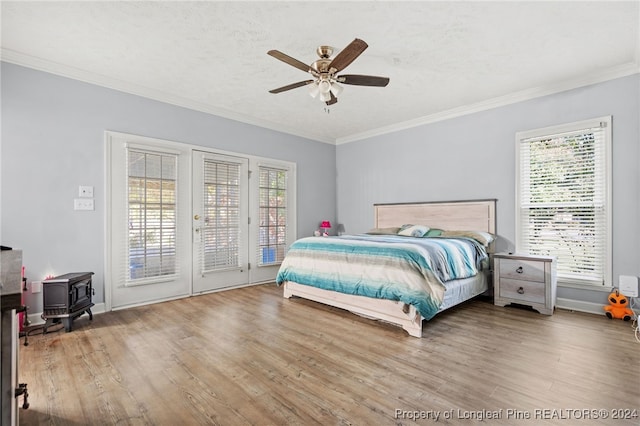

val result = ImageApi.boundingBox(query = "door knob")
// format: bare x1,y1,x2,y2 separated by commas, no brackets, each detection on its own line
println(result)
194,214,200,220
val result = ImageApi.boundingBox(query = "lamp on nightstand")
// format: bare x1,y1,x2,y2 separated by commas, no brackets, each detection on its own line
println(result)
320,220,331,236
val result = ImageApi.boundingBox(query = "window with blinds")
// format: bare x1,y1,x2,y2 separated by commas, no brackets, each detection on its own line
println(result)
516,117,611,286
201,159,241,272
127,149,177,281
258,166,288,266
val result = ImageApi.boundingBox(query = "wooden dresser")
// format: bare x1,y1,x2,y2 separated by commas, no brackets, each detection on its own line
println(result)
493,253,557,315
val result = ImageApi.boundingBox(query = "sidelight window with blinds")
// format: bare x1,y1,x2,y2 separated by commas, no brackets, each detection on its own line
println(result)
258,166,288,266
127,149,178,282
516,116,611,287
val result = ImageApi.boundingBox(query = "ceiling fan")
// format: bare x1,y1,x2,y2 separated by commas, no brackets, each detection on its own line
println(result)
267,38,390,106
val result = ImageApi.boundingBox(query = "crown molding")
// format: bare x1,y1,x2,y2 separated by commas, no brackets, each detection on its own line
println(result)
336,61,640,145
0,49,334,145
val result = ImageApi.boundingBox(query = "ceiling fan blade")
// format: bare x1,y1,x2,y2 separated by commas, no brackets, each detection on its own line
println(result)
326,92,338,106
337,74,390,87
269,80,314,94
267,50,312,74
328,38,368,73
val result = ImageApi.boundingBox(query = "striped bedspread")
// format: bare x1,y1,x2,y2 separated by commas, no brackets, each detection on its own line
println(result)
276,234,488,320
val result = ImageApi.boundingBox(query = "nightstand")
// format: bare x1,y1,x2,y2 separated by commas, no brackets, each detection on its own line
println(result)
493,253,557,315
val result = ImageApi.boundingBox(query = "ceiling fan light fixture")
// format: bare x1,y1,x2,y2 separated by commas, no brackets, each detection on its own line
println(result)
318,79,332,94
330,82,343,96
308,82,320,98
319,91,331,102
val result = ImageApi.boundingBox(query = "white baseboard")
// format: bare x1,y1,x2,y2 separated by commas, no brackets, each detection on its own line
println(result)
556,297,604,316
25,303,106,327
23,299,601,324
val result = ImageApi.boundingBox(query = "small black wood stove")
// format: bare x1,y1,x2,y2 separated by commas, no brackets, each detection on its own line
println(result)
42,272,94,333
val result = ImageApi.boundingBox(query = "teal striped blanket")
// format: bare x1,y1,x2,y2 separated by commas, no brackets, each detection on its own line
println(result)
276,234,488,320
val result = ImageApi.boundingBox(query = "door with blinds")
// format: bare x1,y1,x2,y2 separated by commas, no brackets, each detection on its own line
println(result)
192,151,249,293
107,133,192,310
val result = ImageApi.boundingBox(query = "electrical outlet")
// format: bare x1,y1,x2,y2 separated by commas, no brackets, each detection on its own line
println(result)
74,198,95,211
31,281,42,293
79,185,94,198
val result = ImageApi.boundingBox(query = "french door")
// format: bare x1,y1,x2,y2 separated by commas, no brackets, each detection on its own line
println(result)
192,151,249,293
107,133,192,309
107,132,295,310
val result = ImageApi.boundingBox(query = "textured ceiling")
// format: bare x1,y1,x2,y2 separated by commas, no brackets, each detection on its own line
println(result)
1,1,639,144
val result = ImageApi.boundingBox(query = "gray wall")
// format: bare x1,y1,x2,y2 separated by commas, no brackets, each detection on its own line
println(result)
3,61,638,312
0,62,337,311
337,74,640,306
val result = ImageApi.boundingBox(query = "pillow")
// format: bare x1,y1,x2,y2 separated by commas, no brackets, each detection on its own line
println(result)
425,228,443,237
366,227,400,235
440,230,495,246
397,224,430,237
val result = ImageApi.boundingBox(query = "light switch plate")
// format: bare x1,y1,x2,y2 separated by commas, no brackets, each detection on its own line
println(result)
79,185,94,198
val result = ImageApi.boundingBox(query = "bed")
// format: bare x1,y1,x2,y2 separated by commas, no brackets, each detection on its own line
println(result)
277,199,496,337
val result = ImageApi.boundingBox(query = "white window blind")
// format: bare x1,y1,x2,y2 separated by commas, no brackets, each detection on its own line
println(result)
258,166,288,266
127,149,178,282
516,117,611,286
201,159,241,272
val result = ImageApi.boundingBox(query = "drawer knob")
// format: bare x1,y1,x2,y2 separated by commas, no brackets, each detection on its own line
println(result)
517,287,525,294
516,266,524,274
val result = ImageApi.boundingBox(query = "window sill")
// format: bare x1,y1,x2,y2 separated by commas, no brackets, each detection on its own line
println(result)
558,281,613,293
125,275,176,287
258,263,282,268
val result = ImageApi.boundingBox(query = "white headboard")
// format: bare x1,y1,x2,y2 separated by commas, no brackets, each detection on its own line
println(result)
374,199,496,234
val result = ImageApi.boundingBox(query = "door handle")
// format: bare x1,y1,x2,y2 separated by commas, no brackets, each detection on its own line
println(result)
194,214,200,220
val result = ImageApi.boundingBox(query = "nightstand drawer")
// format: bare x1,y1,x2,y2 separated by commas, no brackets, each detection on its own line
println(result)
499,278,545,304
498,259,545,283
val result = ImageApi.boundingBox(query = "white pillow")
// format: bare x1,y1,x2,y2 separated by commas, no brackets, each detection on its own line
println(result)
397,224,430,237
440,230,495,246
366,227,401,235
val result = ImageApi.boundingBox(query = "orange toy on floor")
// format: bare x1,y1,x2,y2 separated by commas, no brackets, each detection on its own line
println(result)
603,289,634,321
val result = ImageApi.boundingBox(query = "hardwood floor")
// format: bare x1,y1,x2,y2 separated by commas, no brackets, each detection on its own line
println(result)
18,283,640,425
